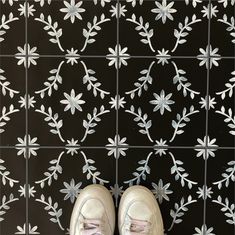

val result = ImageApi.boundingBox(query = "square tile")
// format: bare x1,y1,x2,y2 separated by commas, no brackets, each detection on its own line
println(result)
0,57,26,146
118,148,205,234
0,148,26,235
119,0,209,56
0,0,25,55
210,0,235,56
118,58,207,147
206,149,235,235
28,0,117,55
28,147,116,234
208,58,235,147
28,57,116,146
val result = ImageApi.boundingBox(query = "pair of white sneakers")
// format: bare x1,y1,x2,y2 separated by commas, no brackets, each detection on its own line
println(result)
70,185,164,235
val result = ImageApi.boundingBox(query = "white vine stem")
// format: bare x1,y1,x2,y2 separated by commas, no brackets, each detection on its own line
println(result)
216,83,235,97
80,18,110,52
216,110,235,125
35,197,64,230
124,152,152,185
0,16,18,31
169,109,199,142
171,61,200,96
0,81,19,96
35,61,64,96
0,108,19,123
35,151,64,186
125,109,154,142
35,108,65,142
80,60,110,97
80,109,110,142
80,151,109,184
0,171,19,185
171,18,201,52
35,17,64,52
168,197,197,231
0,197,19,211
169,152,197,186
213,166,235,187
126,18,155,52
125,61,155,96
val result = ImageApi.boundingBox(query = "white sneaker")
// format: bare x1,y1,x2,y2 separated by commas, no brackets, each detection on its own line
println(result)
118,186,164,235
70,184,115,235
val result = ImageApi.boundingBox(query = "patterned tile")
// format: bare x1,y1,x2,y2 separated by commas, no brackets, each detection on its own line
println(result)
0,148,26,235
208,59,235,147
117,148,205,235
28,57,116,146
206,149,235,235
28,0,117,55
118,58,207,147
0,57,26,146
210,0,235,57
119,0,209,56
0,0,25,55
28,148,116,234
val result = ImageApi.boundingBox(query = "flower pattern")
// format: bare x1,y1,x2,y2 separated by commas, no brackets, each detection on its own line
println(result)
0,1,234,235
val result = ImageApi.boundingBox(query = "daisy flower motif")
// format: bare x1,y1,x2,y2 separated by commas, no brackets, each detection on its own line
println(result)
151,179,173,204
60,179,82,203
106,44,130,69
106,135,128,159
154,139,168,156
149,90,175,115
60,0,85,24
18,2,36,18
15,44,39,68
109,95,126,110
151,0,177,24
195,136,218,159
16,135,39,158
110,3,127,18
196,185,213,200
201,4,218,19
156,48,171,65
65,48,80,65
18,95,36,109
194,225,215,235
199,96,216,110
197,45,221,69
60,89,85,115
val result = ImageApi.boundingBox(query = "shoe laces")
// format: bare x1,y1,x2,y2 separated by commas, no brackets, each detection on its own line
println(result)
80,218,104,235
125,217,151,235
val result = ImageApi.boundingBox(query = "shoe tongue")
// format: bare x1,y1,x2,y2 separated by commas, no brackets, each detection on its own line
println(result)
128,201,152,222
81,199,105,220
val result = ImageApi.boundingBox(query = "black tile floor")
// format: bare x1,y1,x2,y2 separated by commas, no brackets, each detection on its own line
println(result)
0,0,234,235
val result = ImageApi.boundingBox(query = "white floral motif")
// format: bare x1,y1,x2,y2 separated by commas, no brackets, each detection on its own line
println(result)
150,90,175,115
60,0,85,23
197,45,221,69
16,135,39,158
15,44,39,68
152,179,173,204
60,89,85,115
18,2,36,18
60,179,82,203
151,0,177,24
106,135,128,159
109,95,126,110
110,3,127,18
65,48,80,65
195,136,218,159
107,45,130,69
193,225,215,235
15,223,40,234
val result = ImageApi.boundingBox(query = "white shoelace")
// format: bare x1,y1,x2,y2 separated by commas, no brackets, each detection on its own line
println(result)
125,217,151,235
80,218,104,235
